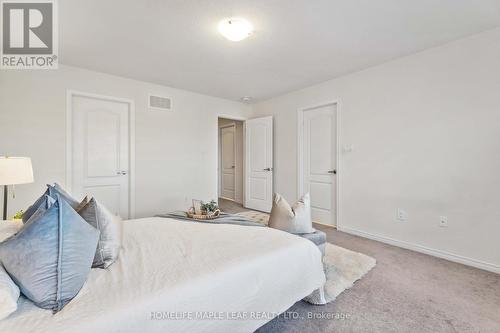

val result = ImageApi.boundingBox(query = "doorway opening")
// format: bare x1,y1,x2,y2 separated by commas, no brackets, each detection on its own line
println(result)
217,115,274,213
218,118,244,207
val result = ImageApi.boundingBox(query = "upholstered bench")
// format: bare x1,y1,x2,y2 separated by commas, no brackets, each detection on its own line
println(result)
235,210,327,257
299,230,327,257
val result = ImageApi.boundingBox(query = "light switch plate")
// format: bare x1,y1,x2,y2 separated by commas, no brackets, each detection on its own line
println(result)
343,145,353,153
397,208,408,222
439,216,448,227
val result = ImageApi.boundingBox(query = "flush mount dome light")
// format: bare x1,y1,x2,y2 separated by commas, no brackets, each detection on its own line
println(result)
218,18,253,41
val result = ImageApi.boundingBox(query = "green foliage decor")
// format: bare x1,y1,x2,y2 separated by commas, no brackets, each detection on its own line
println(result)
13,210,24,220
200,200,218,213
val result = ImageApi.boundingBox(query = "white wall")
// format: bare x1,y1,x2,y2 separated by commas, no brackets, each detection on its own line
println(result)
252,28,500,272
218,118,244,204
0,65,252,218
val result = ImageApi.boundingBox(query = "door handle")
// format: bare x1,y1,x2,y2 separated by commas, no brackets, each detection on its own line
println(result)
263,168,273,171
117,171,128,175
328,170,336,174
231,166,235,169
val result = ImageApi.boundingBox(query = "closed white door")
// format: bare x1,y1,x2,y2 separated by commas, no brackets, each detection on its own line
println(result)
302,104,337,226
71,94,130,218
245,116,273,212
220,125,236,200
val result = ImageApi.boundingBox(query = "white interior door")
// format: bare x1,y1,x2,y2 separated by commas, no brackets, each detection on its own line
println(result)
220,125,236,200
71,94,130,218
301,104,337,226
245,116,273,212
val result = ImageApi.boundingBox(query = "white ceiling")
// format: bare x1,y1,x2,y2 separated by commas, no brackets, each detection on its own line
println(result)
60,0,500,102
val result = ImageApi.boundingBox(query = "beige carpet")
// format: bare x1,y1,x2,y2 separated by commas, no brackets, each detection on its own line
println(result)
257,225,500,333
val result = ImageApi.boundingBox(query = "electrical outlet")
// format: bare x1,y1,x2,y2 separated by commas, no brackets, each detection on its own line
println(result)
397,208,408,222
439,216,448,227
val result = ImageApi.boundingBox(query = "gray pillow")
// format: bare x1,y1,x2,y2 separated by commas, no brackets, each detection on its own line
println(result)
268,193,315,234
79,198,121,269
0,196,100,312
22,183,80,223
75,196,89,212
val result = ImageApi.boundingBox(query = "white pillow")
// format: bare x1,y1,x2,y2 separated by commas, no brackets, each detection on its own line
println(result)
268,193,315,234
0,264,20,320
0,221,22,320
0,220,22,242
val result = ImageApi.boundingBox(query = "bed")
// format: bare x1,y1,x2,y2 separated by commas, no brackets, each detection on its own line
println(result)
0,217,325,333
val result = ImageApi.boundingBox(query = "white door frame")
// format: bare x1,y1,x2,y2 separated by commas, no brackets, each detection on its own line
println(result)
66,90,136,218
297,101,341,228
219,123,236,201
216,115,247,205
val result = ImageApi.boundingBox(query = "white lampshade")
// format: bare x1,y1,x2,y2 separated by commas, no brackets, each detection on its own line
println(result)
0,157,34,185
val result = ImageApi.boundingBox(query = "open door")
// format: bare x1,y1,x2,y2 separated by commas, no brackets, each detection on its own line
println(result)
245,116,273,212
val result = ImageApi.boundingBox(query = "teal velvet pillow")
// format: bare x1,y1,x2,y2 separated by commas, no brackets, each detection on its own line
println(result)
22,183,80,223
24,195,55,225
48,183,80,208
22,188,50,223
0,196,100,312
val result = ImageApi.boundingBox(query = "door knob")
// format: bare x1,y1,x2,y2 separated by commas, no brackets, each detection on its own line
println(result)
263,168,273,171
328,170,336,174
117,171,128,175
231,166,235,169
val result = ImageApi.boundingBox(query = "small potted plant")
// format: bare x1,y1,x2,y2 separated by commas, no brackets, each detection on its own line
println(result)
12,210,24,222
200,200,218,214
187,200,220,220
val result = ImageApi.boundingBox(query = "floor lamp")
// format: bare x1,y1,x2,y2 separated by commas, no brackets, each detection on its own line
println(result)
0,157,34,220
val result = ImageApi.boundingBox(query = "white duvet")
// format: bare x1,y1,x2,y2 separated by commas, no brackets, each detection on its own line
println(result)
0,217,325,333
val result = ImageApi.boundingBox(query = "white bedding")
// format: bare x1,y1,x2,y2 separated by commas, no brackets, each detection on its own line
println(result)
0,217,325,333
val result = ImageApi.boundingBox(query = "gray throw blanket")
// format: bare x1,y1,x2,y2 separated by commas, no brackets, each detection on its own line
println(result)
156,211,265,227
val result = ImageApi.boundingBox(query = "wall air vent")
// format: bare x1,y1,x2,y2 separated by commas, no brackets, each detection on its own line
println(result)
148,94,172,111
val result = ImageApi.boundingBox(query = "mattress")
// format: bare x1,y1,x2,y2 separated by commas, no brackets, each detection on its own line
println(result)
0,217,325,333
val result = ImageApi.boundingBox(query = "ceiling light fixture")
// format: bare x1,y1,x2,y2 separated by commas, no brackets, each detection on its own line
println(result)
241,96,252,102
218,18,253,42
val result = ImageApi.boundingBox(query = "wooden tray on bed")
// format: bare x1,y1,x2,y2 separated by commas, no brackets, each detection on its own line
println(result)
187,208,221,220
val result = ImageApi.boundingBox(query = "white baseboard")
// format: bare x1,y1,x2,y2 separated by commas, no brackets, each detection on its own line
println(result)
338,226,500,274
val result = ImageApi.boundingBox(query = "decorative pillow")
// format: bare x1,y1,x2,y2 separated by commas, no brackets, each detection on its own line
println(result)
75,196,89,212
268,193,315,234
24,195,56,225
78,198,121,269
22,187,50,223
0,196,100,312
0,264,19,320
22,183,80,223
0,220,22,242
48,183,80,209
0,219,23,320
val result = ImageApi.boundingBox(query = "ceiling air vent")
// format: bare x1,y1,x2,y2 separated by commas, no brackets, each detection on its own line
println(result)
148,94,172,111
